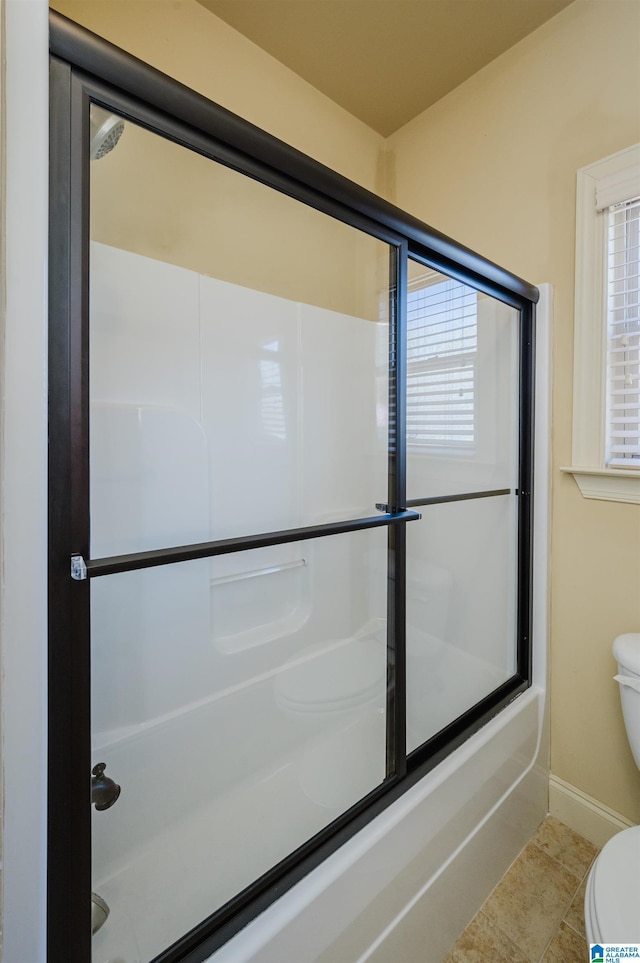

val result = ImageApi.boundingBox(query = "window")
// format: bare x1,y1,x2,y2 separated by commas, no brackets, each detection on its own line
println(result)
606,196,640,468
407,272,477,452
564,143,640,503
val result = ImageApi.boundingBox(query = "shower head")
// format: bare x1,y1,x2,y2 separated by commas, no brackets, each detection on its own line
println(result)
90,106,125,161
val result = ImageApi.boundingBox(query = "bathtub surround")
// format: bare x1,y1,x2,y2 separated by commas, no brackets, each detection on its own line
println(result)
45,9,541,957
85,239,531,958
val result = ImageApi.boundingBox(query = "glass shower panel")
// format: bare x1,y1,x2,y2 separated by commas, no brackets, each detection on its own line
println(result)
405,260,519,501
90,528,388,963
88,109,391,556
405,494,518,754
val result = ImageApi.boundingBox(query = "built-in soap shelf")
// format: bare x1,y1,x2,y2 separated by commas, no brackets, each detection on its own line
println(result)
209,508,372,654
210,548,311,654
210,557,307,587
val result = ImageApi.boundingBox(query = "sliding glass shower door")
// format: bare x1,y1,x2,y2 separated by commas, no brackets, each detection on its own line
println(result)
48,23,535,961
87,111,401,962
404,261,521,753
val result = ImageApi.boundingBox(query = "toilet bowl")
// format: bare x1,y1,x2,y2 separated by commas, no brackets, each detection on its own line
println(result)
584,632,640,944
585,825,640,943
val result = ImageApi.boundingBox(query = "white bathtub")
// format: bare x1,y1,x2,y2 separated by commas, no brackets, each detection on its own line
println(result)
208,686,547,963
90,650,547,963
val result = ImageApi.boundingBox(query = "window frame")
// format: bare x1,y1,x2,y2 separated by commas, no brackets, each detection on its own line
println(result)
563,143,640,504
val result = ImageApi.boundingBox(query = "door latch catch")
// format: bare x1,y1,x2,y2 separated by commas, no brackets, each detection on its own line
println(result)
71,554,87,581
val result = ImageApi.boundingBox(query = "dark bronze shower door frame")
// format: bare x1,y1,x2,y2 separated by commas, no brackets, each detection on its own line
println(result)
48,11,538,963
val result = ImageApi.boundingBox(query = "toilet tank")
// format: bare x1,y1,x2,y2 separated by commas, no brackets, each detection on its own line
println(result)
613,632,640,770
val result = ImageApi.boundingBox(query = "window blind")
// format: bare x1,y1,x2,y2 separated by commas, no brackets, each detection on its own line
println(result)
407,278,477,450
606,195,640,468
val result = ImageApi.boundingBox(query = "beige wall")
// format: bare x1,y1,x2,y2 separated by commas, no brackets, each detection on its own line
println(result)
388,0,640,823
51,0,385,190
53,0,390,319
89,117,387,318
51,0,640,821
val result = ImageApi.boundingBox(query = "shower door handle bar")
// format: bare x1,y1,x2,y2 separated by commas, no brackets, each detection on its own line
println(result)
80,510,422,579
404,488,512,509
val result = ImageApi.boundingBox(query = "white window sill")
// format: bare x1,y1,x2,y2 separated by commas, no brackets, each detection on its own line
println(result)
560,466,640,504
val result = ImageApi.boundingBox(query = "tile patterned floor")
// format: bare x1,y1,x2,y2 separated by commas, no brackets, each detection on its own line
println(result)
443,816,599,963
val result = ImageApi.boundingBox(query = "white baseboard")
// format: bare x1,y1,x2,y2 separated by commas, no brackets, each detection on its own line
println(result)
549,774,636,848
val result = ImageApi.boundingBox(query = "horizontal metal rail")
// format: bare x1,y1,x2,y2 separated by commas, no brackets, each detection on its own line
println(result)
404,488,512,509
83,510,422,578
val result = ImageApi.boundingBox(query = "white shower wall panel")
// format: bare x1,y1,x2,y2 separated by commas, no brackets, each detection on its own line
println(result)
407,495,517,664
90,244,384,549
89,242,201,420
299,302,386,523
198,276,302,540
404,294,519,678
90,403,211,557
89,242,383,732
198,274,386,541
90,406,212,732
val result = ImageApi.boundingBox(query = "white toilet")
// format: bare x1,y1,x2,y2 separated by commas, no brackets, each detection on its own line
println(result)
584,632,640,943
